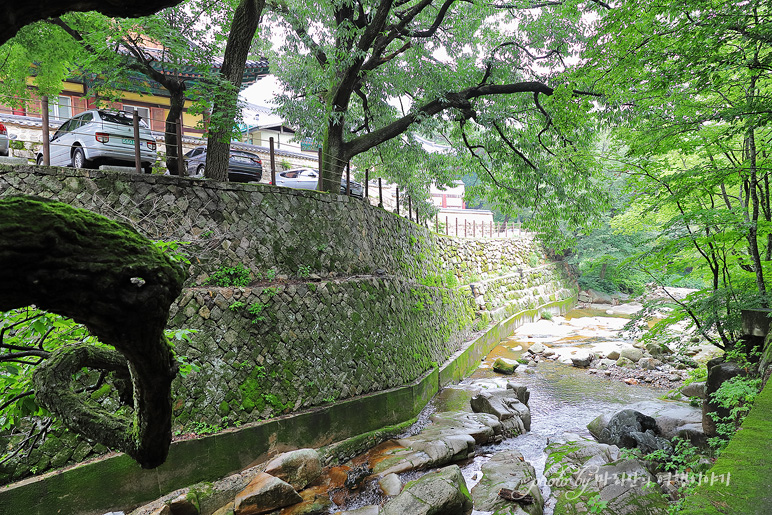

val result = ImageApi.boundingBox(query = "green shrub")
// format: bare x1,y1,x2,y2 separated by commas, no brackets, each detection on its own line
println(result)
208,264,251,287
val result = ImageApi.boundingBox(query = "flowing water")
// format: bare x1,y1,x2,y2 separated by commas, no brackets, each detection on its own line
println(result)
330,309,675,514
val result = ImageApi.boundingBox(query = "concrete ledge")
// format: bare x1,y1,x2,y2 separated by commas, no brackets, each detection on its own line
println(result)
0,156,28,165
680,379,772,514
98,165,141,173
0,293,575,515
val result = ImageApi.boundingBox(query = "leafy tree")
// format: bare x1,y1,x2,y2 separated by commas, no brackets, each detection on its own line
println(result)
1,0,183,46
581,0,772,348
264,0,608,232
1,7,226,173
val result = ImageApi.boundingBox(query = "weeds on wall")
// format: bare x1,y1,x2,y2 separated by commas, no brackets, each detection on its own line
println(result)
208,264,251,287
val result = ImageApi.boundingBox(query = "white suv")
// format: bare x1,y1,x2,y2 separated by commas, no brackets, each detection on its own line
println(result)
36,110,157,173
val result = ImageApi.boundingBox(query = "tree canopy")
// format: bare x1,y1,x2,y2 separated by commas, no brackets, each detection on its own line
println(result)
264,0,608,234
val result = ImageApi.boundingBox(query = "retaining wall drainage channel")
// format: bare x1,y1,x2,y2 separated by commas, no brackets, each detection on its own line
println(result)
0,296,575,515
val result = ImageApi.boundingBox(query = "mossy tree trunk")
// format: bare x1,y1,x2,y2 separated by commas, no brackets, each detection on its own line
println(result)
0,196,185,468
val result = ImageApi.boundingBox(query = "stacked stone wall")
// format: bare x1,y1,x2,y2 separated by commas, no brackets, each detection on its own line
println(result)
0,165,576,484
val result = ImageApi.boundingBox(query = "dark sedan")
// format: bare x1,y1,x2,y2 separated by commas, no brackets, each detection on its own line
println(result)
184,146,263,183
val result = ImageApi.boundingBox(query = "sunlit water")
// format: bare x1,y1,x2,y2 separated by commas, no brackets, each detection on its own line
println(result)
332,312,669,514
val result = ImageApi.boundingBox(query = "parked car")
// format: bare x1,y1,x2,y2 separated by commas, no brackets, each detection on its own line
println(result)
0,122,10,156
35,110,157,173
275,167,364,198
184,146,263,183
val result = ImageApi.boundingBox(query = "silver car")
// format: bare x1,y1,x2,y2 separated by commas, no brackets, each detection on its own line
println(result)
36,110,157,173
276,167,364,198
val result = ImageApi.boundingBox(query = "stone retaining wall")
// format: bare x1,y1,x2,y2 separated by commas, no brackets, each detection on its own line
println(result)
0,164,576,486
0,166,538,285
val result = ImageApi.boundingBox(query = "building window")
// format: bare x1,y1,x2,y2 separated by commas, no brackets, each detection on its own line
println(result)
122,105,151,124
48,96,72,120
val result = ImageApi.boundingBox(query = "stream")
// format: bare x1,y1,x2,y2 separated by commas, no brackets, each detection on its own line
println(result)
333,306,680,515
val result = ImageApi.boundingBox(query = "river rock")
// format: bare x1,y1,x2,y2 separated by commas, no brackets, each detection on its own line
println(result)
470,450,543,515
528,342,546,354
471,388,531,432
264,448,322,491
493,357,518,374
379,473,403,496
703,359,746,436
383,411,503,475
597,358,616,370
169,493,197,515
596,409,670,454
506,382,531,406
545,437,669,515
616,357,635,368
681,381,706,399
606,350,621,360
571,352,593,368
619,347,643,362
586,289,613,304
380,465,473,515
234,472,302,515
638,357,662,370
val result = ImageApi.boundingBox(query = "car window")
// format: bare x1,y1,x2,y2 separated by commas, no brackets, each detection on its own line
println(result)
190,148,204,157
98,110,136,126
283,171,298,178
53,119,75,139
79,113,93,125
301,170,318,178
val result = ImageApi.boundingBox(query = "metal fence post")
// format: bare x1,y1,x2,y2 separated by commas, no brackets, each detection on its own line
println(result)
455,218,458,237
132,110,141,174
176,116,184,176
317,148,323,190
269,137,276,185
365,169,369,200
445,216,449,235
378,178,383,207
396,187,400,216
346,161,351,196
41,96,50,166
408,196,412,220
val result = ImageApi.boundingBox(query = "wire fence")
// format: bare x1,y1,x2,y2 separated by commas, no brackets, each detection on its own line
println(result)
1,95,523,239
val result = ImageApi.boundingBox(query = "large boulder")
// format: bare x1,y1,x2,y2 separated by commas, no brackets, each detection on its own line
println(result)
596,409,670,454
383,412,503,476
570,352,593,368
471,388,531,432
586,289,614,304
471,450,543,515
264,449,322,491
545,436,669,515
619,347,643,363
494,357,518,375
380,465,473,515
681,381,706,399
703,359,746,437
234,472,302,515
506,382,531,406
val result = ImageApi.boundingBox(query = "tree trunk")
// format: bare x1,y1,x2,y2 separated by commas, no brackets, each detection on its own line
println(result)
320,120,347,192
205,0,265,182
0,196,185,468
164,81,186,175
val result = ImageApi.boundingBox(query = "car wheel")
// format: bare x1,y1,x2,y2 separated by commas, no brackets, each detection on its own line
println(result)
71,147,87,169
196,164,205,177
36,154,44,166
